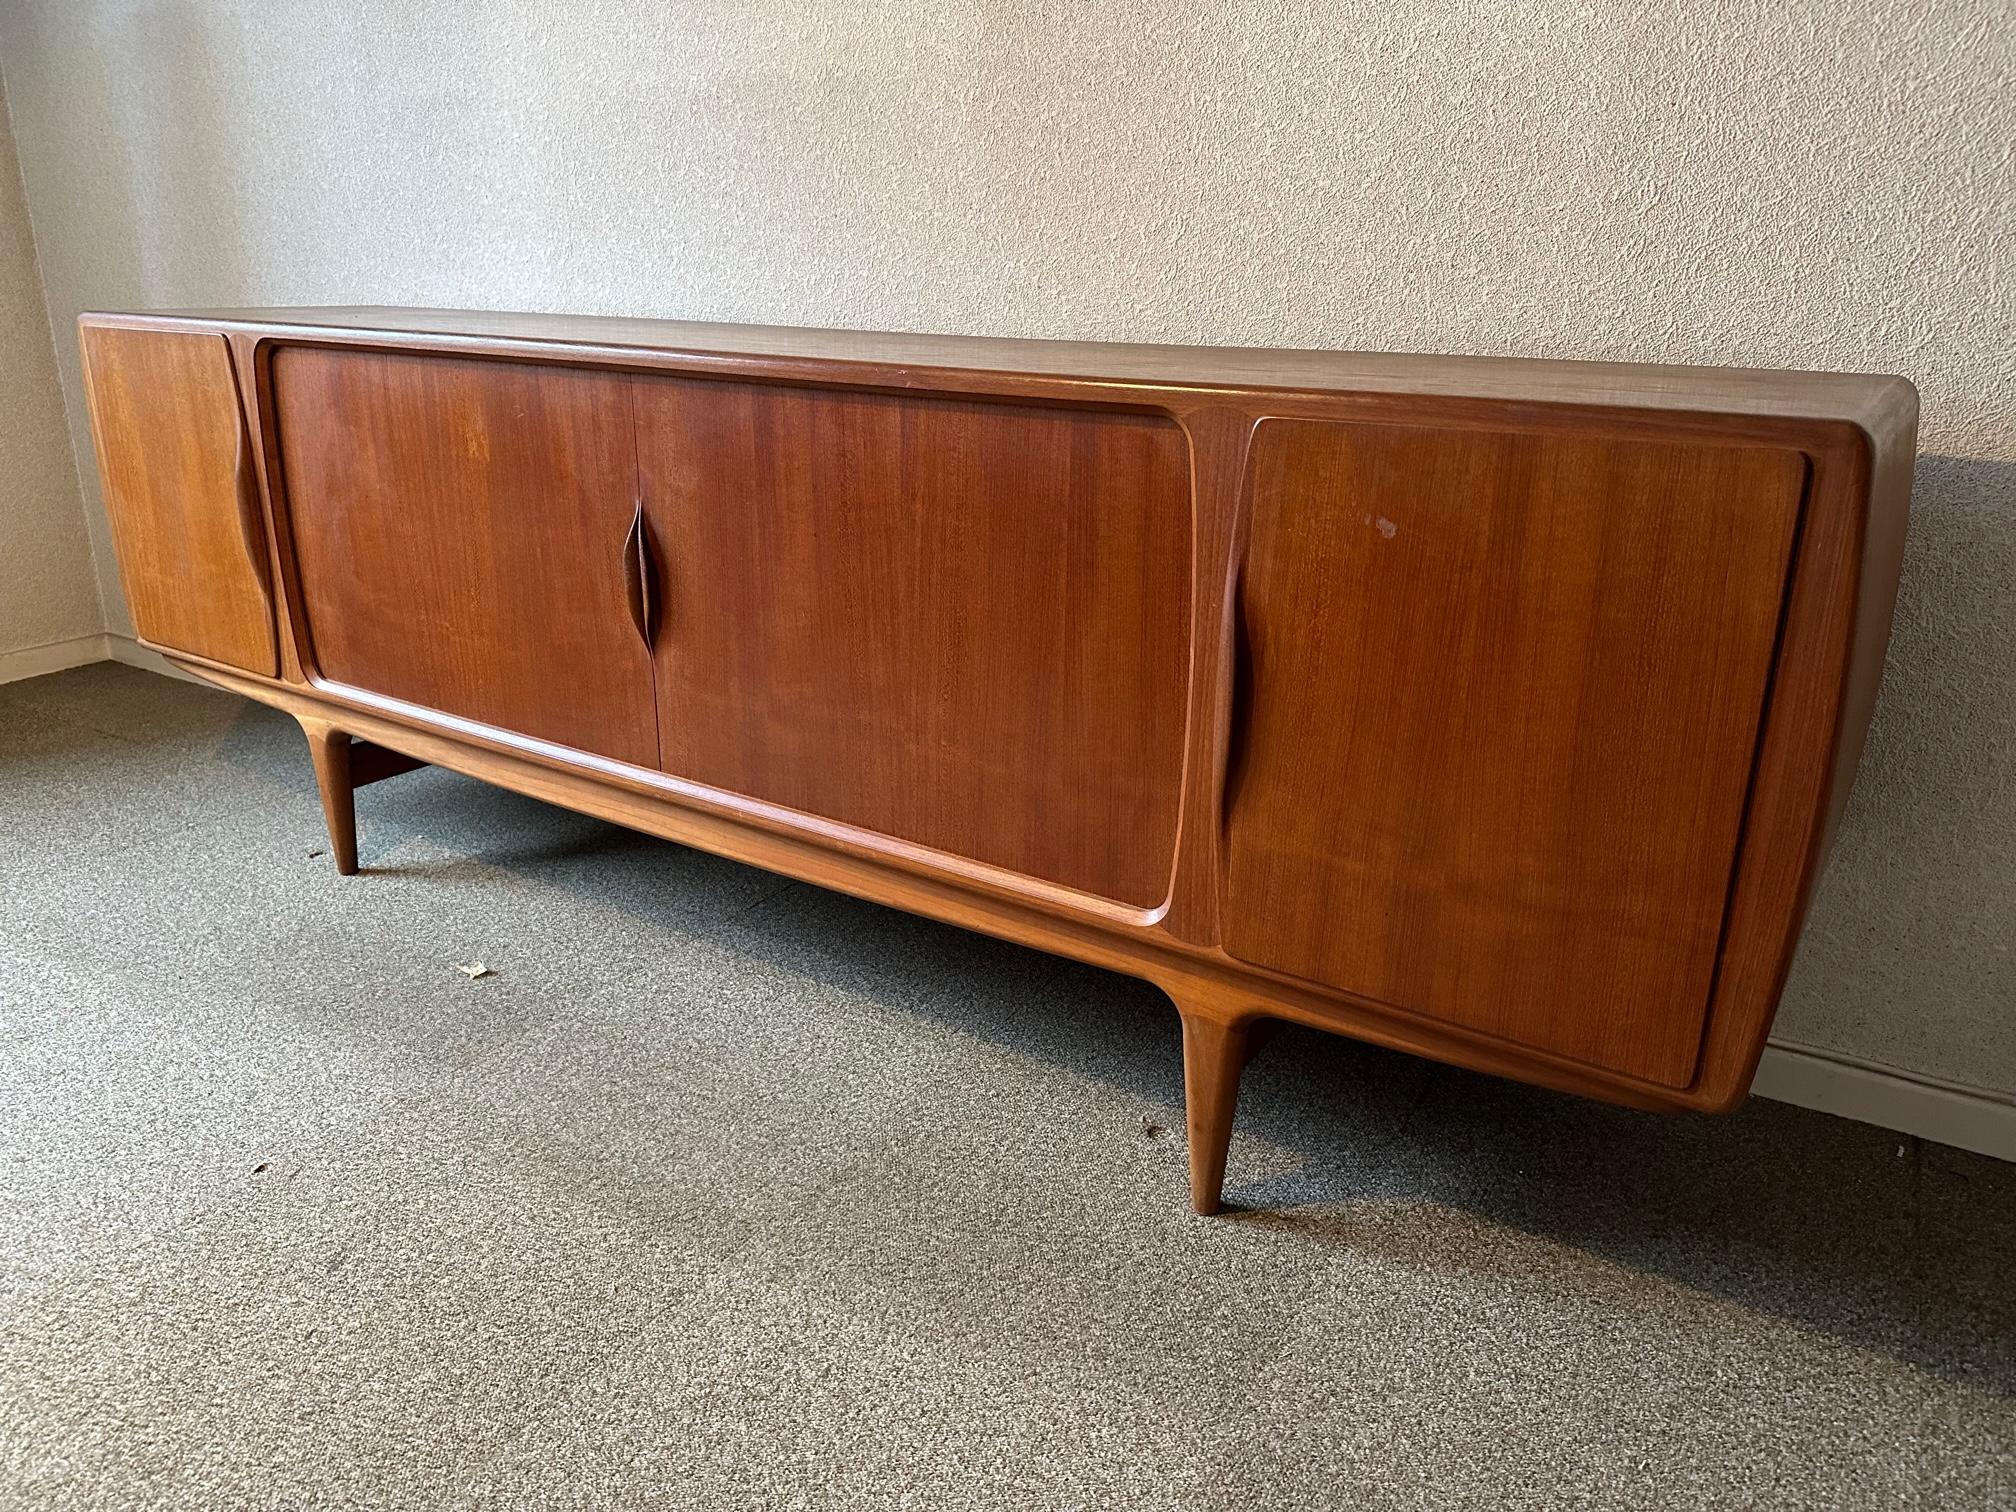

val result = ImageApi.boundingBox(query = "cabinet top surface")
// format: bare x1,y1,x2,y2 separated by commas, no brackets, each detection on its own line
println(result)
84,305,1916,436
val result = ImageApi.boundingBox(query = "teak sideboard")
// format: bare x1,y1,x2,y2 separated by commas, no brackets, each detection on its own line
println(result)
77,307,1916,1213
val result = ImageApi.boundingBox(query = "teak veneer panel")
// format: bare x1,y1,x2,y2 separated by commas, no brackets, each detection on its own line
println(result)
1221,421,1806,1086
634,379,1191,908
79,326,276,677
272,348,659,768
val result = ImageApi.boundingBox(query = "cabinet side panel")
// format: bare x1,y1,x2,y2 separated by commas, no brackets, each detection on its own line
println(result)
637,379,1192,910
270,348,658,768
1221,419,1806,1086
80,324,276,676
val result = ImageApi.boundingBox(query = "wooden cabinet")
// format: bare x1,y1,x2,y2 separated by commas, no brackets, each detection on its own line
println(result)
77,307,1916,1215
80,326,276,676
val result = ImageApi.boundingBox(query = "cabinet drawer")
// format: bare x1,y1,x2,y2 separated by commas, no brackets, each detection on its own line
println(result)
1220,419,1806,1086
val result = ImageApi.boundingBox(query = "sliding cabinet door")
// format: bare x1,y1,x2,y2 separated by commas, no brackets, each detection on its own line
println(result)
634,378,1192,910
272,350,657,767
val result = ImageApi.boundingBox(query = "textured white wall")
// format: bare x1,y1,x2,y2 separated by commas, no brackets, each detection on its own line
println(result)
0,67,97,663
0,0,2010,1093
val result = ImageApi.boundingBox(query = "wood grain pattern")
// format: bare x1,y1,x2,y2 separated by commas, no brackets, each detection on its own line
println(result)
1221,420,1806,1086
271,348,659,767
79,325,276,676
634,378,1192,908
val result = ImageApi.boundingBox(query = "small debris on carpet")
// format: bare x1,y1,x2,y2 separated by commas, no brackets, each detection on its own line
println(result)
456,962,495,979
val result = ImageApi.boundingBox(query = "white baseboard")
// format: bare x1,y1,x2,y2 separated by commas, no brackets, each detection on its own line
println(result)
0,631,113,685
0,631,206,688
1755,1042,2016,1162
103,633,207,684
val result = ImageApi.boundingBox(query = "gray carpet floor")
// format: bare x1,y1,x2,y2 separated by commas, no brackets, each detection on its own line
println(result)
0,662,2011,1510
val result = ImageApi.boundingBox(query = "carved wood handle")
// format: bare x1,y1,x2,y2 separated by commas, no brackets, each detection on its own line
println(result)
223,339,272,596
622,499,655,650
1219,568,1256,829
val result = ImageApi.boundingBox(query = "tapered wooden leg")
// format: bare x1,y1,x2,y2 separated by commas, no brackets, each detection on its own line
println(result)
301,718,358,876
1176,1001,1255,1216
